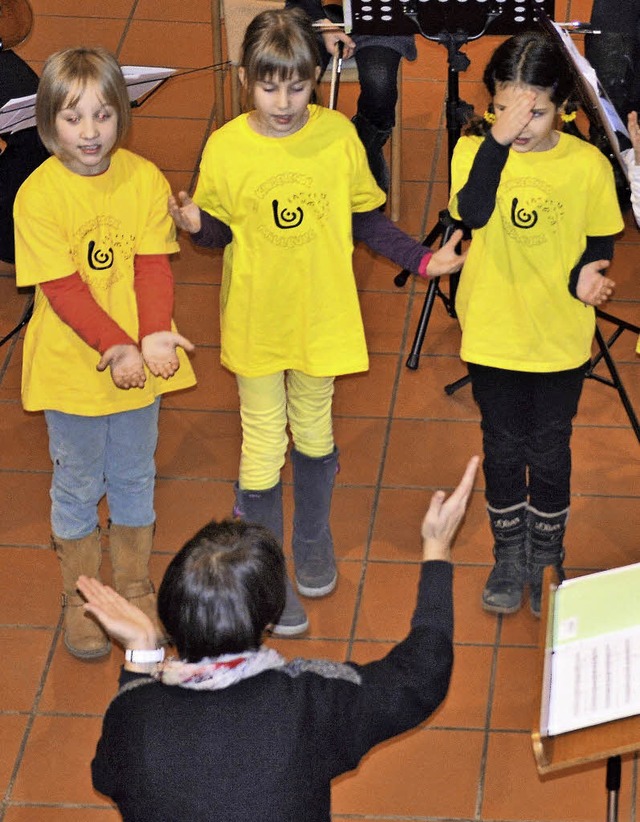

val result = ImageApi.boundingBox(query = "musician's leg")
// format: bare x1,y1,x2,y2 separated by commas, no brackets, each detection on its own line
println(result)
352,45,401,192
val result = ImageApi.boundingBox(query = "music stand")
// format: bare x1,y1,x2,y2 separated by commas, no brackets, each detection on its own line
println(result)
532,567,640,822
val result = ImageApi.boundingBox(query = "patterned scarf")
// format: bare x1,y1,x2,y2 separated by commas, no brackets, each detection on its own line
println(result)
157,647,286,691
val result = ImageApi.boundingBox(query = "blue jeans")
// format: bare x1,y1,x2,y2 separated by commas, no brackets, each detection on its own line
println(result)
468,363,587,513
45,400,160,539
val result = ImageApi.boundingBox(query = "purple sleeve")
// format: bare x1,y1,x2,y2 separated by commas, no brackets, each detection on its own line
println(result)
191,209,232,249
352,209,430,274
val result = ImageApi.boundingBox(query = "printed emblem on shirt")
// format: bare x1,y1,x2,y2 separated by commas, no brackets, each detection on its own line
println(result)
254,172,329,248
501,177,565,247
73,215,135,290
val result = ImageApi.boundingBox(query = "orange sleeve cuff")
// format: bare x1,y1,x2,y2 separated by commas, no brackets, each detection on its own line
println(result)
134,254,174,339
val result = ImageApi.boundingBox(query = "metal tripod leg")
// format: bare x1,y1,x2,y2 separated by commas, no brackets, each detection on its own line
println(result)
589,312,640,443
0,294,33,348
606,755,621,822
444,312,640,446
395,209,460,370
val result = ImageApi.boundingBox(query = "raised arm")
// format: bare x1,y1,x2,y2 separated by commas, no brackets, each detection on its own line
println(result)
324,457,480,769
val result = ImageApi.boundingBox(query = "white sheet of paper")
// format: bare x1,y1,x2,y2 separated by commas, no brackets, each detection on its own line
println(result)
0,65,177,135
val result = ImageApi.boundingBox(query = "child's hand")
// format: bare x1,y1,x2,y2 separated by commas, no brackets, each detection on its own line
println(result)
491,88,537,146
141,331,195,379
627,111,640,165
425,229,467,277
576,260,615,306
97,344,146,389
168,191,202,234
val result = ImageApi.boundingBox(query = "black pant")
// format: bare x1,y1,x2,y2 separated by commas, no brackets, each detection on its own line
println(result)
318,42,401,132
0,51,49,264
468,363,588,514
586,0,640,122
353,46,401,132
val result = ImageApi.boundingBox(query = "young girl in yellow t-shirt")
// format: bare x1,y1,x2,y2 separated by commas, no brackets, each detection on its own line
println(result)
448,31,624,618
169,7,466,636
14,47,195,660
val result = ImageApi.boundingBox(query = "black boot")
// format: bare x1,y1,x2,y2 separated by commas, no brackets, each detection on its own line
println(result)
291,447,338,598
233,482,309,636
352,113,392,194
527,507,567,618
482,503,527,615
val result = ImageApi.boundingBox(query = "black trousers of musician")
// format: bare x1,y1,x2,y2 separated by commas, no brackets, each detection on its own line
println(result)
586,0,640,123
467,362,588,514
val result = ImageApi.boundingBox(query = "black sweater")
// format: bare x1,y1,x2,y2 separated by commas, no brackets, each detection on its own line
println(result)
92,561,453,822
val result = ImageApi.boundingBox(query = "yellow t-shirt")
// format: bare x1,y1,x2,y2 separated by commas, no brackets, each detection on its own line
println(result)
14,149,196,414
194,105,385,378
449,132,624,372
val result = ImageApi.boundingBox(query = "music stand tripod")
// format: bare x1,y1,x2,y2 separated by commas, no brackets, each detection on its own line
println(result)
392,21,490,369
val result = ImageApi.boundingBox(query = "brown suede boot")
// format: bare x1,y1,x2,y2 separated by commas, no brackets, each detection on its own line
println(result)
108,523,167,644
52,529,111,660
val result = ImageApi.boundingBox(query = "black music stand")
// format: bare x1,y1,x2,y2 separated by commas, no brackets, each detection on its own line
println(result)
382,0,555,368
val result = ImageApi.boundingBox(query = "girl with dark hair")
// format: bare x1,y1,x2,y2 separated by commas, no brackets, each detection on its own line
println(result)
169,7,466,637
79,457,478,822
448,31,624,618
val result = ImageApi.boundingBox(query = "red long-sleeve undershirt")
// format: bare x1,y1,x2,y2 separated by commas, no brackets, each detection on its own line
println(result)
39,254,174,354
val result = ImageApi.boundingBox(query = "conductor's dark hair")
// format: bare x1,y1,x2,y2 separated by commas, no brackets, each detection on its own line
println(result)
240,7,321,87
483,30,576,109
158,519,286,661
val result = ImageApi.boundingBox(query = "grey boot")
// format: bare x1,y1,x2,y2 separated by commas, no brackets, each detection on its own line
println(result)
482,503,527,615
527,506,567,619
352,113,392,194
233,482,309,637
291,447,338,598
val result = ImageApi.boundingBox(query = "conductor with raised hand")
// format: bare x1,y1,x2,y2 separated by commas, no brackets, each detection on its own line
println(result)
82,455,479,822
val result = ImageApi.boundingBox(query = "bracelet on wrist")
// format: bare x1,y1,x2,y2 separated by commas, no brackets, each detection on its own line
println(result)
125,647,165,664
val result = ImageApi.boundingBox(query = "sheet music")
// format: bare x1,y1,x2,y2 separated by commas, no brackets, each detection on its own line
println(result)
548,20,630,180
0,93,37,133
543,563,640,737
120,66,176,102
547,629,640,736
0,65,176,135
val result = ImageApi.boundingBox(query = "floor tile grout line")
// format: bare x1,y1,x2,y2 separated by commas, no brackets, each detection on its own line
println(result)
343,151,442,657
473,615,503,820
0,616,64,819
114,0,141,60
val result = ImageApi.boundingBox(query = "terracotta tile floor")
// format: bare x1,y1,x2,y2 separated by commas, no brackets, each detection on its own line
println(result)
1,0,639,819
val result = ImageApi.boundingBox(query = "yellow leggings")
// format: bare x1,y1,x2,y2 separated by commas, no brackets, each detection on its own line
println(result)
236,370,335,490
